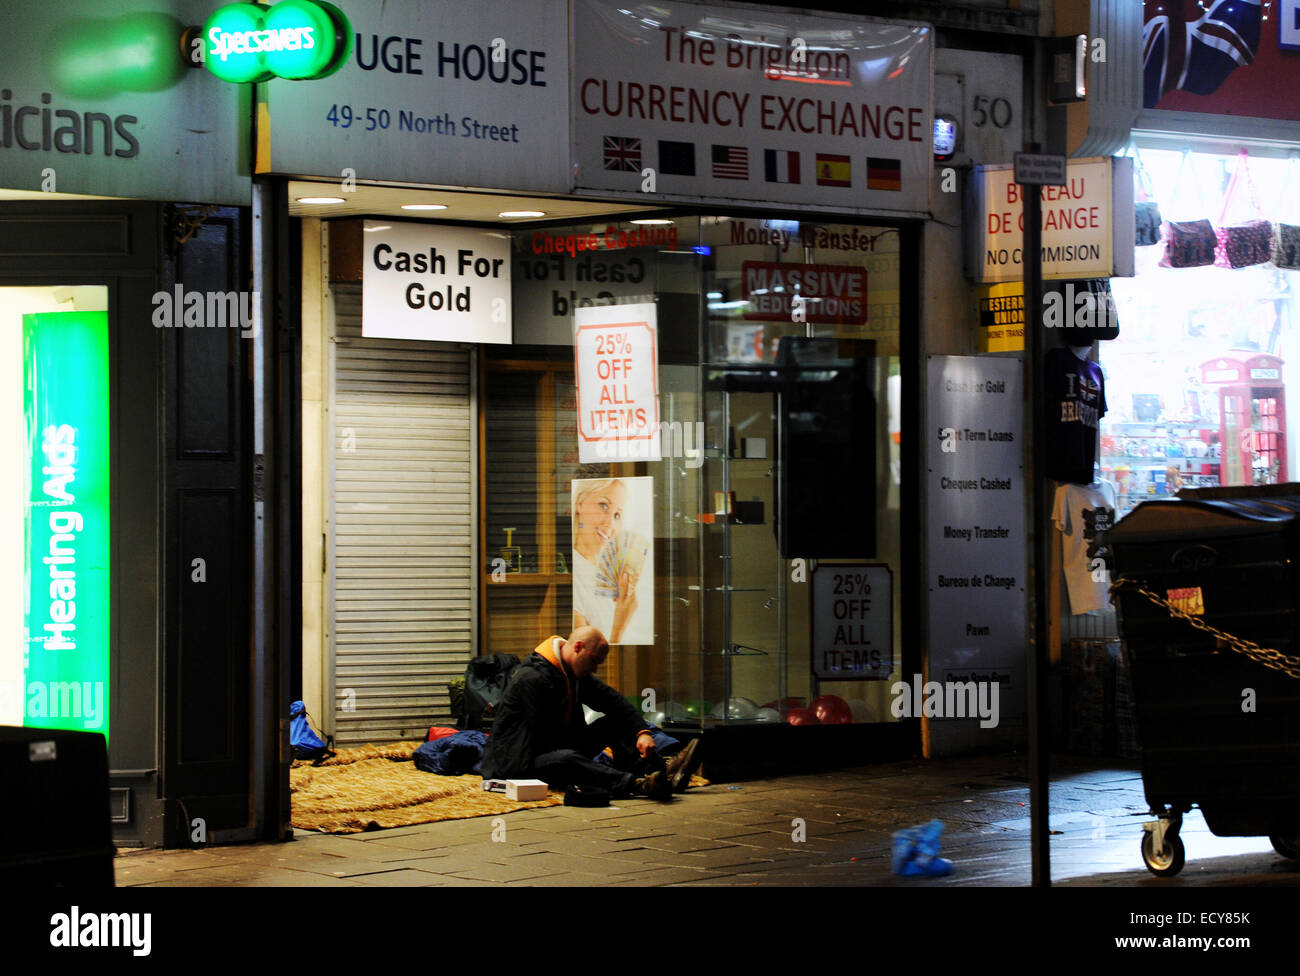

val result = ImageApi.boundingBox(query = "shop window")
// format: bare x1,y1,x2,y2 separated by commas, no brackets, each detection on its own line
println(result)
1103,149,1300,516
479,214,908,730
480,354,629,686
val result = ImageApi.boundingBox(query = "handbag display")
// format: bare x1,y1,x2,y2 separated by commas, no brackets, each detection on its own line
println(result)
1158,150,1217,268
1132,147,1162,246
1136,202,1163,247
1272,222,1300,270
1214,150,1270,269
1271,153,1300,270
1162,220,1218,268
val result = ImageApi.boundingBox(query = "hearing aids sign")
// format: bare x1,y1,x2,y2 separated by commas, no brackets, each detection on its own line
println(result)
362,220,512,342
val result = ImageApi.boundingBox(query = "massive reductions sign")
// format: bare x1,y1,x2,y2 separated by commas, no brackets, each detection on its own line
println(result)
925,356,1027,742
262,0,569,190
362,220,511,341
572,0,932,214
966,157,1134,283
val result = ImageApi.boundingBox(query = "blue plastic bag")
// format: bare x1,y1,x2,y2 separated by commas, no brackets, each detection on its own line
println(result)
289,700,334,763
891,819,954,877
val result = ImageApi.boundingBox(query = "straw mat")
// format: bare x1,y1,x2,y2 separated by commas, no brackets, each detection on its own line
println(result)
290,741,562,834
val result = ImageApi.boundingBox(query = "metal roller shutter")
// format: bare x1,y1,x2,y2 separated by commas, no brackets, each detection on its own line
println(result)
330,283,475,745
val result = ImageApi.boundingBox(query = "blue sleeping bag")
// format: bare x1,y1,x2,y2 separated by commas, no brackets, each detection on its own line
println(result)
412,729,488,775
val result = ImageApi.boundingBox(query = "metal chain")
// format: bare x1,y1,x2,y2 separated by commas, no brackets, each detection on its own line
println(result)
1110,577,1300,681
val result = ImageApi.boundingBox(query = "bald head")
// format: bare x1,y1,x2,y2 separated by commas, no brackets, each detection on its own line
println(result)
563,626,610,678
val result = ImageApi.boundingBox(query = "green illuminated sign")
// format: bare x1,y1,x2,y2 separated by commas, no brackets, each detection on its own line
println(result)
23,312,111,738
203,0,351,83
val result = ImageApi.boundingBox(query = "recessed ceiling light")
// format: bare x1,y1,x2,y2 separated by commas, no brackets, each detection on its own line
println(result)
401,203,448,211
498,210,546,218
630,218,674,225
296,196,345,204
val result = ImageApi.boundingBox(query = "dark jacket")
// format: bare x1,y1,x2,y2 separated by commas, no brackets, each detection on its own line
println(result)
479,636,649,779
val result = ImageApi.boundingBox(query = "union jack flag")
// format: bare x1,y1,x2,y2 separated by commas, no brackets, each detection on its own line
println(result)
603,136,642,172
1142,0,1261,108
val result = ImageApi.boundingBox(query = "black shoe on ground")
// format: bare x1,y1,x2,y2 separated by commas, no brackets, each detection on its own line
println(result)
665,738,702,793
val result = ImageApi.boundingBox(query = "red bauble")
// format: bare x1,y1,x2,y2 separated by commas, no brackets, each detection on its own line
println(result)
785,707,820,726
763,697,805,716
811,694,852,725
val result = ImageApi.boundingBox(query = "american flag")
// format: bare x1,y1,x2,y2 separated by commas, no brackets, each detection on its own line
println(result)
603,136,642,172
712,145,749,180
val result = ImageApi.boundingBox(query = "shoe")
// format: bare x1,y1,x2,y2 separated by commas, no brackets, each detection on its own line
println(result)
664,738,702,793
633,770,672,801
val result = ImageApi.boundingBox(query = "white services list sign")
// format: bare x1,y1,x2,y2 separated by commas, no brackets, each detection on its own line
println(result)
925,355,1027,729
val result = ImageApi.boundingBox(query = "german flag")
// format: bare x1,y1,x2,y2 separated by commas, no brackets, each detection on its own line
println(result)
867,157,901,191
815,154,851,187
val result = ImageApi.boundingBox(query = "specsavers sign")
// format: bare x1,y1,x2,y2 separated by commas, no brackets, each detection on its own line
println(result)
967,157,1134,283
362,220,511,342
203,0,351,83
573,0,932,215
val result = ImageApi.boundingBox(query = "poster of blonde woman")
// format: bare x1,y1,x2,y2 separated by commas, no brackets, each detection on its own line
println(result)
571,476,654,645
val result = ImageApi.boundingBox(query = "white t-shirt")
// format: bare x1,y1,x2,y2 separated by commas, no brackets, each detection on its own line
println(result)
1052,481,1118,615
572,550,614,635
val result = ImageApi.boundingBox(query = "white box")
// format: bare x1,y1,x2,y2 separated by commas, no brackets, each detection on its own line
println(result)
506,779,548,801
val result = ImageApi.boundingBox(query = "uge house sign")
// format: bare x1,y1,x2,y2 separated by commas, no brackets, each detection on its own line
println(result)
260,0,570,192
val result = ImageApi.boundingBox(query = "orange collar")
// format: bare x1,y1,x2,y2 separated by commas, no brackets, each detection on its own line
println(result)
535,636,573,722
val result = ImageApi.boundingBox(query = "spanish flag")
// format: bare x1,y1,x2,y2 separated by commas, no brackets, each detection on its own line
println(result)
815,153,851,187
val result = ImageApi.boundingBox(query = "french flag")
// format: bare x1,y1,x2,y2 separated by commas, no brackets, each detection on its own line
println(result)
764,149,800,184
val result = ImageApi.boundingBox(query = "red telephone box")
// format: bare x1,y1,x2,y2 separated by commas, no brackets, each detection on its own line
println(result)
1199,354,1287,486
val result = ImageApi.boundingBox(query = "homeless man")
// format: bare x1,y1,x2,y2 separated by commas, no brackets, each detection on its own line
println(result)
480,627,699,800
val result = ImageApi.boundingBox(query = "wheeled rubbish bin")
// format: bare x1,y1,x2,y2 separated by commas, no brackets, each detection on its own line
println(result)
1108,485,1300,877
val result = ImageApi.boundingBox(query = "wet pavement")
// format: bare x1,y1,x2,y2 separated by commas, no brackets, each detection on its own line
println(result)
112,753,1300,887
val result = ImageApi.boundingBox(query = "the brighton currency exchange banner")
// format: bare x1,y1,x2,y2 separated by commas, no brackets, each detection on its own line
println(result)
925,355,1026,735
573,0,932,214
24,312,111,737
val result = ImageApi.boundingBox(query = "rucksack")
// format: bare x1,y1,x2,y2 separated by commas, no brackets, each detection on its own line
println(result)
462,654,522,730
289,700,336,764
